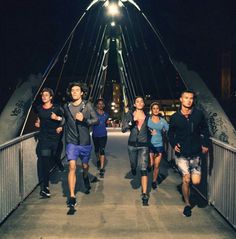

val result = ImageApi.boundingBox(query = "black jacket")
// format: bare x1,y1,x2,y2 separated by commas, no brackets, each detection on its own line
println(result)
168,107,210,157
63,101,99,145
122,110,149,147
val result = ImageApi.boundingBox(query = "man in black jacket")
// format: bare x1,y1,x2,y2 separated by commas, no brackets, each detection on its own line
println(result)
64,82,99,207
168,90,209,217
122,96,150,206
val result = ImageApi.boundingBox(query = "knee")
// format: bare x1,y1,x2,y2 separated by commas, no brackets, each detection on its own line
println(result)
183,174,191,184
192,176,201,185
69,163,76,172
83,163,89,170
153,162,160,169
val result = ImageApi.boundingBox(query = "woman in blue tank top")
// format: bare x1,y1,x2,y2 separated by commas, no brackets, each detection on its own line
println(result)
92,99,109,178
147,102,169,190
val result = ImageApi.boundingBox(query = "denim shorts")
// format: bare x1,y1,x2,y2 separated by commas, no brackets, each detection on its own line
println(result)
66,143,92,164
150,146,164,154
175,156,201,175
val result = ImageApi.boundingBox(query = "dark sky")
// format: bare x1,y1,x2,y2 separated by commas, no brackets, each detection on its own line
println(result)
1,0,236,110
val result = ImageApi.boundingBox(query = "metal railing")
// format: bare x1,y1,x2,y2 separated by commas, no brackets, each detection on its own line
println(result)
207,138,236,229
0,132,38,224
167,137,236,229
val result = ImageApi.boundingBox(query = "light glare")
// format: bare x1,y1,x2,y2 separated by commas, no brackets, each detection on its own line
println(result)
107,3,120,16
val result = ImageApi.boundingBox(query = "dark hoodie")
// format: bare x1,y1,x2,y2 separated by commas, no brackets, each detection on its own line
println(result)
168,107,210,157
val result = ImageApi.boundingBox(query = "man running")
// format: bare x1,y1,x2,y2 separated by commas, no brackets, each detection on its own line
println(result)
92,98,109,178
122,96,150,206
63,82,98,207
168,89,209,217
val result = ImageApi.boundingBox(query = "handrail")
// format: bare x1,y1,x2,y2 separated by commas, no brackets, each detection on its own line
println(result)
0,132,38,150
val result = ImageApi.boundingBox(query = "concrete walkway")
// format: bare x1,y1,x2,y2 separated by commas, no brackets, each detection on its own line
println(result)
0,129,235,238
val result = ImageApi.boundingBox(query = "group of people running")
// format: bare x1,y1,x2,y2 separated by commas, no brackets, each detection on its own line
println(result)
35,81,210,218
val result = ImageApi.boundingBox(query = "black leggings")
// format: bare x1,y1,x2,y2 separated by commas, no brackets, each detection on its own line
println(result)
92,136,107,155
36,140,59,188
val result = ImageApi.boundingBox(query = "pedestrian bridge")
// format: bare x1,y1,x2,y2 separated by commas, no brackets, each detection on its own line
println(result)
0,128,235,238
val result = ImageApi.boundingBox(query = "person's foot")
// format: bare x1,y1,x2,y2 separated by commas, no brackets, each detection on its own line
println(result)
152,181,157,190
99,168,105,178
183,205,192,217
141,193,149,206
40,187,51,198
67,197,77,207
131,168,136,176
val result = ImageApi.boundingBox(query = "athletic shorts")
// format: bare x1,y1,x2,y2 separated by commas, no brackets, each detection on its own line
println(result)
175,156,201,175
66,143,92,164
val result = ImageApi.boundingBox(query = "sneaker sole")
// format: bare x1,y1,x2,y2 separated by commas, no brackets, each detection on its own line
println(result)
40,192,51,197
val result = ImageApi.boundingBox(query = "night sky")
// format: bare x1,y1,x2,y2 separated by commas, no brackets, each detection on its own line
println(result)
1,1,236,113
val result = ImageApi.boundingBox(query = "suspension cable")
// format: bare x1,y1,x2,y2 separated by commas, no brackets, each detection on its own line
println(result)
55,33,74,94
123,25,145,97
87,25,108,90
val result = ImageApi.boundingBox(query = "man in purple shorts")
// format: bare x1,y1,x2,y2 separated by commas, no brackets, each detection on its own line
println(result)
63,82,98,207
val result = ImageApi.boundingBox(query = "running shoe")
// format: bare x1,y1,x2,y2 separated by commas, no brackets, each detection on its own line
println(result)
67,197,77,207
40,187,51,198
152,181,157,190
142,193,149,206
183,205,192,217
99,168,105,178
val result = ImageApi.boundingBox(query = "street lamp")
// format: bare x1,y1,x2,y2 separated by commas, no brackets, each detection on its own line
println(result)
106,2,120,16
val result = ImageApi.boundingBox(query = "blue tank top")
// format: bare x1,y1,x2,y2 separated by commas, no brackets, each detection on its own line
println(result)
92,111,109,137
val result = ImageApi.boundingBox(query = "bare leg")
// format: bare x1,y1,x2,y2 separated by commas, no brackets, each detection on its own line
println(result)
141,175,148,194
100,155,105,169
153,153,162,183
182,174,191,206
68,160,76,198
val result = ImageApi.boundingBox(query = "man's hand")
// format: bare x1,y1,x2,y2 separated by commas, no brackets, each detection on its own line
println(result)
202,146,208,154
174,143,181,153
56,127,63,134
75,112,84,121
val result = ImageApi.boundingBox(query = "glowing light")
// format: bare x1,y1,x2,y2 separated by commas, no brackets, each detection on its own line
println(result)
106,3,120,16
111,21,116,27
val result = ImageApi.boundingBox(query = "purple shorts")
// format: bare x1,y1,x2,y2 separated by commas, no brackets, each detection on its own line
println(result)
66,143,92,164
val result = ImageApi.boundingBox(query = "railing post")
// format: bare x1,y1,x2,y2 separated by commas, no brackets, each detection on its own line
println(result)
19,141,24,200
